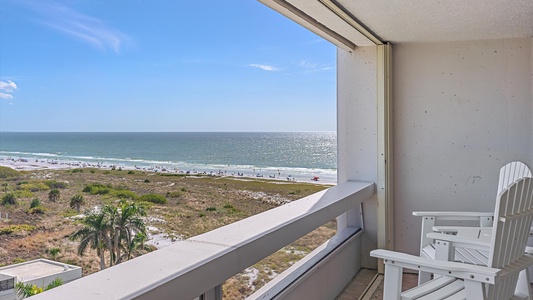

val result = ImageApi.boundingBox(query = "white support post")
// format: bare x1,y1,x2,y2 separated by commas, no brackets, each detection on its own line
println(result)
337,46,379,268
377,42,394,273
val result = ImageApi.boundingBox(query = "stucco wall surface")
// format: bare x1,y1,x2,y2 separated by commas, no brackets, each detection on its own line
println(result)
393,38,533,255
337,46,378,268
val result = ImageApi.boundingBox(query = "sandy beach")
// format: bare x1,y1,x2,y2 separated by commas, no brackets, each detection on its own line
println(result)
0,156,336,185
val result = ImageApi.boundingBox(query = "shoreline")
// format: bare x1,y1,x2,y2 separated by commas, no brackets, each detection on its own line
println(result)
0,156,337,185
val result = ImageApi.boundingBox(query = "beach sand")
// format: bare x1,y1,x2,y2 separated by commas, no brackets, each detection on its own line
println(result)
0,156,336,185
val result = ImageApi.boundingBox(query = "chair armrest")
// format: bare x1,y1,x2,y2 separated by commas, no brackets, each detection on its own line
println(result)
427,232,491,249
372,250,533,283
371,249,499,283
413,211,494,221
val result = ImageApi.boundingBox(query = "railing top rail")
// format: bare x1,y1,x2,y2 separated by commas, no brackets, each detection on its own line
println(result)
33,181,374,300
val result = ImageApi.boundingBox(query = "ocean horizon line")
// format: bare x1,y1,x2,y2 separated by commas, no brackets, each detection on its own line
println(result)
0,130,337,133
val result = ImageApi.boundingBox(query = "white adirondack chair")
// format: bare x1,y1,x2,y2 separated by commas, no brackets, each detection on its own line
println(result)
413,161,532,283
371,177,533,300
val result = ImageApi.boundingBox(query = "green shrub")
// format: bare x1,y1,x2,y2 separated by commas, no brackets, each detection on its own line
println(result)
28,198,46,215
127,170,135,174
18,182,48,192
103,171,111,174
90,170,95,173
180,187,188,192
71,168,83,173
205,207,217,212
144,179,150,183
1,193,17,206
48,188,60,202
12,258,26,264
138,194,167,204
0,166,20,179
113,190,138,200
29,206,46,214
0,224,36,234
83,184,111,195
223,203,238,214
44,180,68,189
47,248,61,260
13,190,33,199
166,191,182,198
198,213,205,218
30,198,41,209
135,201,154,210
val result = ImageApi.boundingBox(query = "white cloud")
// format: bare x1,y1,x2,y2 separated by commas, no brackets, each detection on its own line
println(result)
20,1,131,53
0,80,17,99
298,60,333,73
249,64,281,72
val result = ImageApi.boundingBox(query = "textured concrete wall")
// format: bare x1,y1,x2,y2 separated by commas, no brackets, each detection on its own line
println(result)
337,46,379,268
392,38,533,255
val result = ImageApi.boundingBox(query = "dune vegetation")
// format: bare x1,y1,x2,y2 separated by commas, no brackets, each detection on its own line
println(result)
0,167,334,298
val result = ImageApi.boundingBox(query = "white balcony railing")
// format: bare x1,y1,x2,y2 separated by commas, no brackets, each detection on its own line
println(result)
32,181,374,300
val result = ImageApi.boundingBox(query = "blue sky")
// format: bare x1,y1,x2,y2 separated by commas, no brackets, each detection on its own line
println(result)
0,0,336,132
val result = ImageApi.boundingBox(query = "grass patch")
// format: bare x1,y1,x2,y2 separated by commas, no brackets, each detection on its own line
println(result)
0,224,36,234
114,190,138,200
138,193,167,204
82,183,112,195
12,258,26,264
166,191,182,198
159,173,187,177
17,182,49,192
83,183,139,200
1,193,17,205
13,189,34,199
44,180,68,189
0,166,20,179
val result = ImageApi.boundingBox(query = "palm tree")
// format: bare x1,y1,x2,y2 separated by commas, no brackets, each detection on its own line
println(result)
70,210,110,270
70,194,84,212
123,231,149,261
70,201,147,269
106,200,147,265
48,188,60,202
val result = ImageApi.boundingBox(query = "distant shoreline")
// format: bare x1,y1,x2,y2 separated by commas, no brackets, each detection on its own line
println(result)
0,156,336,185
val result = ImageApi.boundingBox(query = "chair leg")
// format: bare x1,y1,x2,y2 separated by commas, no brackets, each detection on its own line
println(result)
418,270,432,285
383,264,403,300
516,270,532,300
464,280,486,300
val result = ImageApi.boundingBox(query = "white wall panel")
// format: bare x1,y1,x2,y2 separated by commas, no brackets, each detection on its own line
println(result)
337,46,378,268
393,38,533,255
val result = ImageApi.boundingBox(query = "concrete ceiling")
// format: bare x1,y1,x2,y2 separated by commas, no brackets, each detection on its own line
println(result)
337,0,533,43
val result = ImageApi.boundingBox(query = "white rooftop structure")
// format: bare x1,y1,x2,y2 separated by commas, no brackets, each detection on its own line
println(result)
0,259,81,300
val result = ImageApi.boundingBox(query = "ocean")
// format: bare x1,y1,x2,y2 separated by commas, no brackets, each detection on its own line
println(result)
0,132,337,183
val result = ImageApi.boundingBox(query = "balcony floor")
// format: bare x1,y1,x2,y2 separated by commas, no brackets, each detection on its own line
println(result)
338,269,533,299
336,269,417,300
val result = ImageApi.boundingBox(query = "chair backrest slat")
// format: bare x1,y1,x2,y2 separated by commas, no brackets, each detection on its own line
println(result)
488,177,533,299
498,161,532,193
